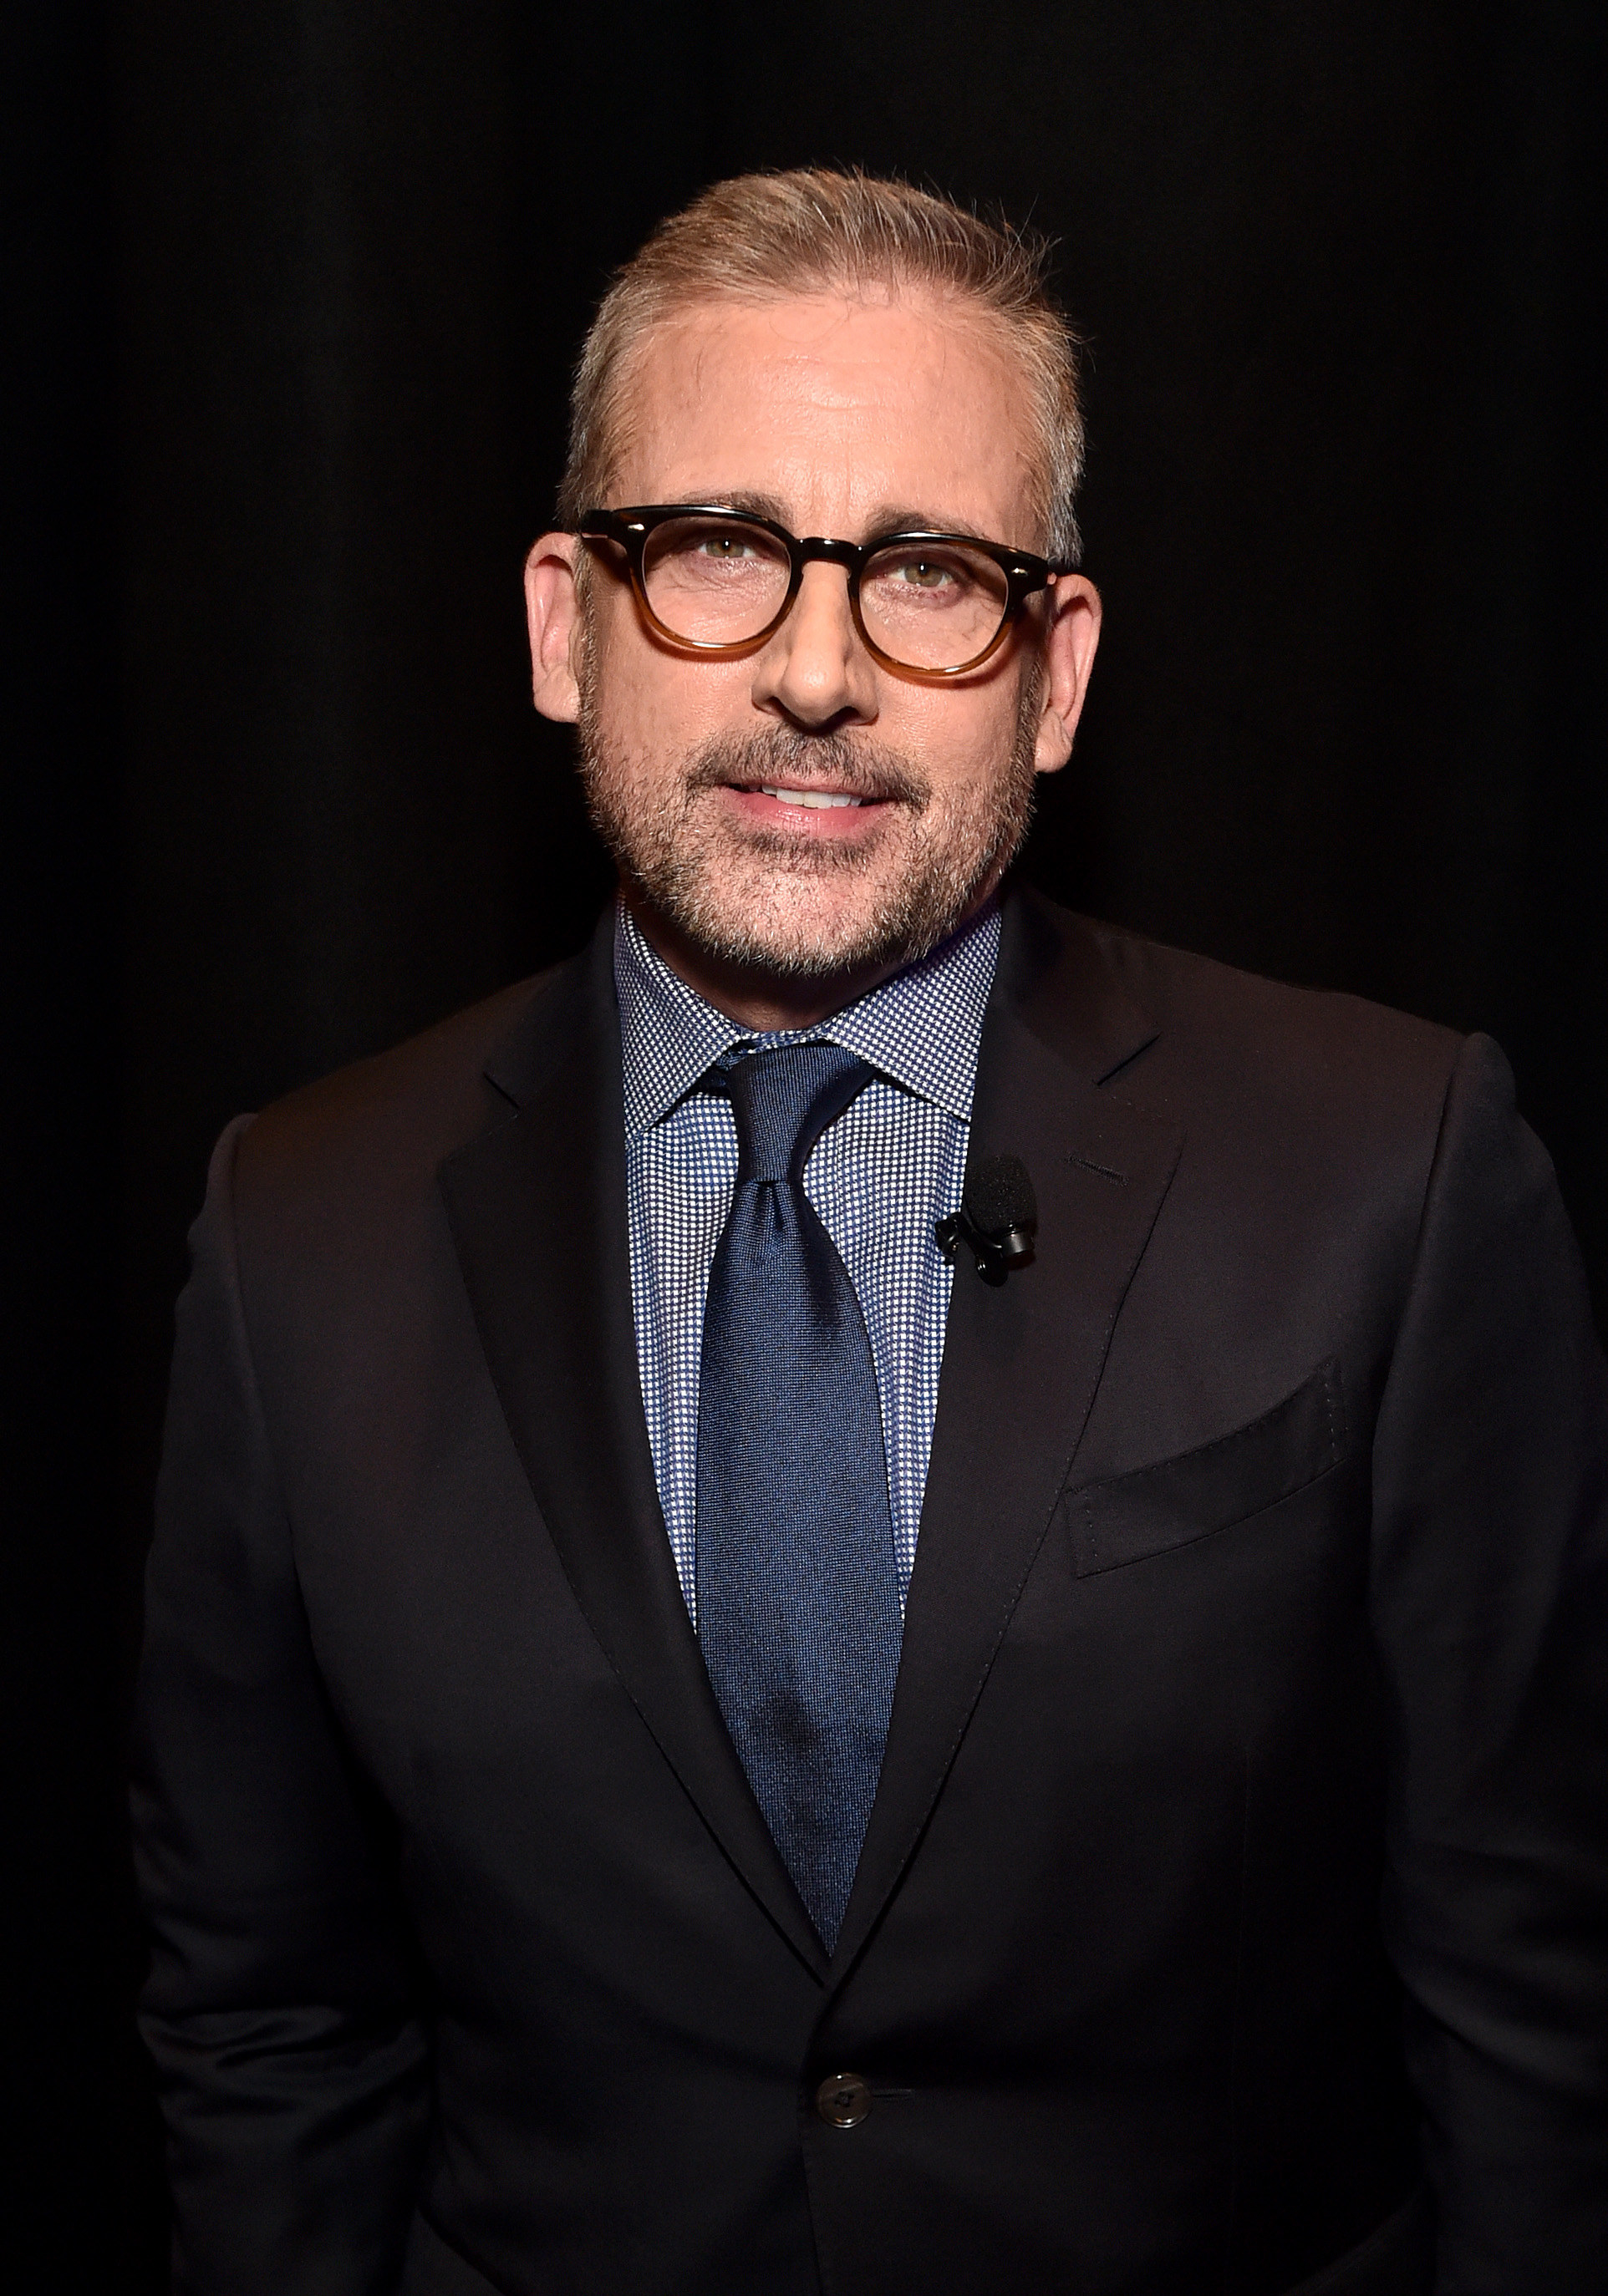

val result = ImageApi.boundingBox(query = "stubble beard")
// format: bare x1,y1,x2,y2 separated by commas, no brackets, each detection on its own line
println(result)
576,668,1042,982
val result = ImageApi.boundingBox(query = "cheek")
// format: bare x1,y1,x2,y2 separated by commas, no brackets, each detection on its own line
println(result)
898,680,1030,795
586,618,754,760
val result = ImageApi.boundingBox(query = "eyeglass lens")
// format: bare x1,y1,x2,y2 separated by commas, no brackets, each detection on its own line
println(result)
639,515,1010,671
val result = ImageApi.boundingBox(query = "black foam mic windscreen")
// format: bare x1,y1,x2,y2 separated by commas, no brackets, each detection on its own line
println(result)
965,1154,1037,1243
936,1153,1037,1283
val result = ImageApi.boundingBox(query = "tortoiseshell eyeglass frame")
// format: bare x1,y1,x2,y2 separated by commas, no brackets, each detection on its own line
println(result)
574,504,1075,682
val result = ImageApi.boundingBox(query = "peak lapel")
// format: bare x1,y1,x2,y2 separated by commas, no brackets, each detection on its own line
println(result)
832,898,1183,1974
438,921,827,1979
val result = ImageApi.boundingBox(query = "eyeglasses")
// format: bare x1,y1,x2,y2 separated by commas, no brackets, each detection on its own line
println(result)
576,505,1072,680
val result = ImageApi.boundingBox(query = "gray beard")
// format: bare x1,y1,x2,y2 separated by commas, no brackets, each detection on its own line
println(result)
577,683,1041,982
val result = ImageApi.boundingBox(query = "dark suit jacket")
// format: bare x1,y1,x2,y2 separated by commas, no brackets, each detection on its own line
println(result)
134,889,1608,2296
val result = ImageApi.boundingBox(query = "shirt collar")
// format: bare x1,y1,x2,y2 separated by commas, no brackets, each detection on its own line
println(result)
614,895,1002,1137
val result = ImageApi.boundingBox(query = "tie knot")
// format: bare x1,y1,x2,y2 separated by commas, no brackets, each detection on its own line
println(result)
724,1042,873,1185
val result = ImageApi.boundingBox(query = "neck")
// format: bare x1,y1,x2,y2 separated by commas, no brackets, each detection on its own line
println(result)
623,881,998,1032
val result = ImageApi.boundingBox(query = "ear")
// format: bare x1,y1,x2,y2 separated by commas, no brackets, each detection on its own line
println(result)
1031,574,1102,775
524,531,584,724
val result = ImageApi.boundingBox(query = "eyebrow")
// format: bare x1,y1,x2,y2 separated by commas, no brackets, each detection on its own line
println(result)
861,504,998,546
669,488,792,525
658,491,1004,546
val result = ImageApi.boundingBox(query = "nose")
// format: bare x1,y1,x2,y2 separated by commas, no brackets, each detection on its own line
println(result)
749,561,878,731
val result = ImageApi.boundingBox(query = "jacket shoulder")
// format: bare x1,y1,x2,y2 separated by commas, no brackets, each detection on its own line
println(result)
1061,902,1467,1118
230,956,581,1213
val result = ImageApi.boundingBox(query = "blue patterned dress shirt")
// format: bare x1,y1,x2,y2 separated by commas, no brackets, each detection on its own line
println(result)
614,895,1002,1622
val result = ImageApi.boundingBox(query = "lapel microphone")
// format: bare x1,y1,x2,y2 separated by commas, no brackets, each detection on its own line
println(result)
935,1154,1037,1287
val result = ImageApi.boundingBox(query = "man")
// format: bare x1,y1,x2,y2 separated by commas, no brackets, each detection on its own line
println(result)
134,170,1608,2294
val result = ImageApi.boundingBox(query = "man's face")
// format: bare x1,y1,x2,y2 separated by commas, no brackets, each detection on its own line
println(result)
530,291,1098,989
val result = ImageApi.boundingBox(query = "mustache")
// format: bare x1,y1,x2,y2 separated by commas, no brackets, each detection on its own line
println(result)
681,729,931,811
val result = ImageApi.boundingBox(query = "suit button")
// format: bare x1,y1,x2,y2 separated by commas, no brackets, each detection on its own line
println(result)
815,2072,872,2128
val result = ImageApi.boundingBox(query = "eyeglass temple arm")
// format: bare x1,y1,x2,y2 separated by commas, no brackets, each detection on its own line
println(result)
575,509,637,543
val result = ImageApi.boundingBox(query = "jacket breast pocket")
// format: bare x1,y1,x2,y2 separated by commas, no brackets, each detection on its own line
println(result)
1065,1360,1348,1577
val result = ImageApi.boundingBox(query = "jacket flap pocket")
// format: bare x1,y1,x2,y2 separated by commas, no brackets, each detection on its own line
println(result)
1066,1360,1346,1577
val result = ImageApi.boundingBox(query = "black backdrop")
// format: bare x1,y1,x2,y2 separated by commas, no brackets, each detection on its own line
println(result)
7,1,1605,2284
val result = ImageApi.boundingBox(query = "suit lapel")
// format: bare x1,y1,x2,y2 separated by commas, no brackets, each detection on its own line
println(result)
438,919,828,1979
832,897,1183,1973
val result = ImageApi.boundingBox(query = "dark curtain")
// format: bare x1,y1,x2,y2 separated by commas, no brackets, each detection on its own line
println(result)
7,1,1604,2283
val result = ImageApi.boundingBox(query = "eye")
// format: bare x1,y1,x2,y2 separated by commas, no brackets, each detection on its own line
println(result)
889,556,954,590
697,531,760,561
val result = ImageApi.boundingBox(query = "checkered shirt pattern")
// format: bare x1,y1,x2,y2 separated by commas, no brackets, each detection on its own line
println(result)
615,897,1001,1621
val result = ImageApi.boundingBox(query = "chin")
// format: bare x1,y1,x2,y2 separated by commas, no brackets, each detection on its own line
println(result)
682,890,903,980
644,845,992,983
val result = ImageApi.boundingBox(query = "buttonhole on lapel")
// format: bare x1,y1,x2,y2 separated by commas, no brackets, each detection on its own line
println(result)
1069,1149,1126,1184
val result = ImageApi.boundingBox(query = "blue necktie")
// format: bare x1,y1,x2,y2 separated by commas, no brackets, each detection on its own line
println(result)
695,1043,903,1950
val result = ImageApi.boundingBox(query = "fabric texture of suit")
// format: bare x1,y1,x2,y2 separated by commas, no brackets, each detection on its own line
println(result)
133,888,1608,2295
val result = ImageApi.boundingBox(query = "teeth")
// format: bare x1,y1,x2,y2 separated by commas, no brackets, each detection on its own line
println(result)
757,785,864,809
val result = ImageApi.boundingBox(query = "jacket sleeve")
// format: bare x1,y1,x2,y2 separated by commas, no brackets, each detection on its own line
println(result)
132,1117,430,2295
1371,1032,1608,2292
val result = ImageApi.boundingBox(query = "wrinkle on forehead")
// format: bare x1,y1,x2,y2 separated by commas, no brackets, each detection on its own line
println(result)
677,290,1005,412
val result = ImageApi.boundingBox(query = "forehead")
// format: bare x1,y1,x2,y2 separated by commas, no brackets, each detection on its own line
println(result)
610,290,1042,542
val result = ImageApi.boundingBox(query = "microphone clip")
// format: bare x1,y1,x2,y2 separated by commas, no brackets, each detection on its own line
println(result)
935,1153,1037,1288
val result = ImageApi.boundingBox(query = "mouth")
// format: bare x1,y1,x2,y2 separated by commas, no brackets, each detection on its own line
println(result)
756,784,866,810
712,775,900,839
675,736,929,845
